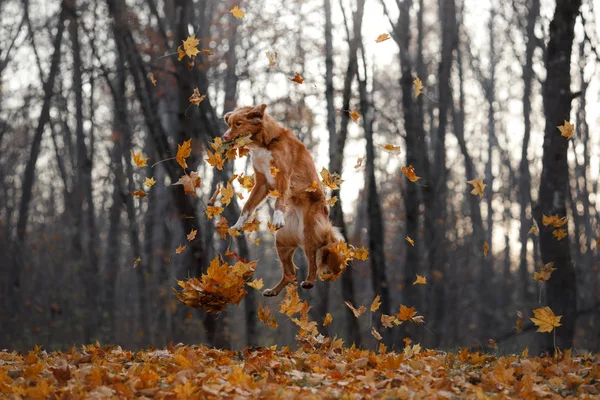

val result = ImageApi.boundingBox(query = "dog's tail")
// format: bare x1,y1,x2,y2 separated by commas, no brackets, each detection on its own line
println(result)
314,216,346,280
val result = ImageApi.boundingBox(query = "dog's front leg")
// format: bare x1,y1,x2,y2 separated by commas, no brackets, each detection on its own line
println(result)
231,173,269,230
271,174,290,230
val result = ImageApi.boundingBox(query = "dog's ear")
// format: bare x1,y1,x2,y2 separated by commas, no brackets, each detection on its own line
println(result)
224,112,233,125
246,104,267,121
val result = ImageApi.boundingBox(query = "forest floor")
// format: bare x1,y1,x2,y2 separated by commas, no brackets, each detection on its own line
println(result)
1,342,599,399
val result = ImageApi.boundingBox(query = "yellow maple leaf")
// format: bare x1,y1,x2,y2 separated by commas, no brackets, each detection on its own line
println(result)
401,165,421,182
305,180,319,192
380,143,402,155
221,182,234,206
131,189,147,198
144,177,156,188
414,77,423,97
327,196,338,206
320,167,344,190
133,257,141,268
542,215,568,228
280,285,303,316
370,295,382,312
172,172,201,197
131,151,149,167
323,313,333,326
270,165,279,178
187,228,197,242
177,45,186,61
258,303,278,328
529,223,539,236
175,244,187,254
216,218,229,239
289,72,304,84
534,262,557,282
467,179,486,198
247,278,264,290
176,139,192,170
557,120,574,139
406,236,415,246
189,88,206,106
210,137,223,151
269,190,281,197
205,206,224,219
237,174,255,190
266,50,278,67
230,5,245,19
371,327,382,340
397,305,417,322
553,229,567,241
413,274,427,285
381,314,398,328
349,110,360,123
206,150,224,170
228,227,240,237
181,34,200,59
530,306,562,333
345,301,366,318
267,221,277,233
354,246,369,260
484,241,489,257
375,33,391,43
149,72,157,86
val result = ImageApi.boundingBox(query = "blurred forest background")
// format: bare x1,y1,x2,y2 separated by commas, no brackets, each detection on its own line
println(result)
1,0,599,354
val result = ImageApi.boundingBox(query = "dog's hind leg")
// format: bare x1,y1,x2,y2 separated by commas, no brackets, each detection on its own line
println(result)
263,240,298,297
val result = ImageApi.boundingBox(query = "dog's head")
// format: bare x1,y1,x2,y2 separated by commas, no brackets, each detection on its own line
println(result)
222,104,267,143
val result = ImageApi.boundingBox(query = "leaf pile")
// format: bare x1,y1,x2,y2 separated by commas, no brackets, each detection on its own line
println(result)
1,343,598,398
174,256,257,312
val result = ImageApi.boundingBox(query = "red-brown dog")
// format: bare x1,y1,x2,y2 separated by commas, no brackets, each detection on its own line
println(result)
223,104,345,296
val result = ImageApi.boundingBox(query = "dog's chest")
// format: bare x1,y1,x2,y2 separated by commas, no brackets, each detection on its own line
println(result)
250,147,275,185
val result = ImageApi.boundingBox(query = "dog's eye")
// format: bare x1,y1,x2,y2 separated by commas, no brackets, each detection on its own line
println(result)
236,121,242,127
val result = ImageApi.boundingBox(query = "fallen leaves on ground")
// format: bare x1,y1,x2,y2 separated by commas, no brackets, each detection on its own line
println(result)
3,343,596,399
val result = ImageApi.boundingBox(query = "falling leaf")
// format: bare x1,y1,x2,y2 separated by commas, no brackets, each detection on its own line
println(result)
131,189,147,198
305,180,319,192
327,196,338,206
320,167,344,190
484,241,489,257
413,275,427,285
189,88,206,106
557,120,574,139
381,314,398,328
266,50,278,67
176,244,187,254
375,33,391,43
371,327,382,340
354,156,365,169
230,5,245,19
406,236,415,246
149,73,157,86
187,229,197,242
267,222,277,233
534,262,557,282
354,246,369,260
205,206,224,219
216,218,229,239
270,165,279,178
133,257,141,269
247,279,264,290
414,77,423,97
529,223,539,236
401,165,421,182
370,295,382,312
467,179,487,198
542,215,568,228
237,174,255,190
289,72,304,84
269,190,281,197
530,306,562,333
349,110,360,123
403,337,412,346
380,144,402,155
221,182,234,206
397,305,417,322
345,301,366,318
516,311,524,332
144,177,156,188
280,285,303,316
131,151,149,167
323,313,333,327
176,139,192,170
181,34,200,59
258,304,278,328
172,172,201,196
206,150,225,170
177,45,186,61
553,229,567,241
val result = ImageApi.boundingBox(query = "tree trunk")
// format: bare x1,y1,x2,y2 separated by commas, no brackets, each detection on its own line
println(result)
535,0,581,351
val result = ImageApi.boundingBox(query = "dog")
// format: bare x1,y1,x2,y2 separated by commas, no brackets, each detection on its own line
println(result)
222,104,345,297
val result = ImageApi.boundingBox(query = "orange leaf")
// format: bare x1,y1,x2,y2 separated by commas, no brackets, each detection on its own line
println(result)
413,274,427,285
401,165,421,182
345,301,366,318
289,72,304,84
189,88,206,106
467,179,486,198
230,5,245,19
375,33,391,43
557,120,574,139
172,171,201,196
187,229,197,242
131,189,147,198
176,244,187,254
406,236,415,246
323,313,333,326
530,306,562,333
370,295,382,312
176,139,192,170
131,151,149,167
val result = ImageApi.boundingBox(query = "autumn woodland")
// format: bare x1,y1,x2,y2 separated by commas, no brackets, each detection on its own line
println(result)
1,0,600,396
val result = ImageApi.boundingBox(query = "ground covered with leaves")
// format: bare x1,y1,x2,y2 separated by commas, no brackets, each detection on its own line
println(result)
1,342,598,399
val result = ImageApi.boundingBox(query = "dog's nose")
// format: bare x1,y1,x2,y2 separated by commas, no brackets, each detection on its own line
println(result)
223,130,233,142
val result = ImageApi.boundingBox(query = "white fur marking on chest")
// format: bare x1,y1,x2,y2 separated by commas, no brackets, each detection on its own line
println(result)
250,147,275,185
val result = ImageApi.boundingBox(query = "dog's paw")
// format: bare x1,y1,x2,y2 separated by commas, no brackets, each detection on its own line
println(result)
262,288,279,297
272,210,285,230
301,281,314,290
